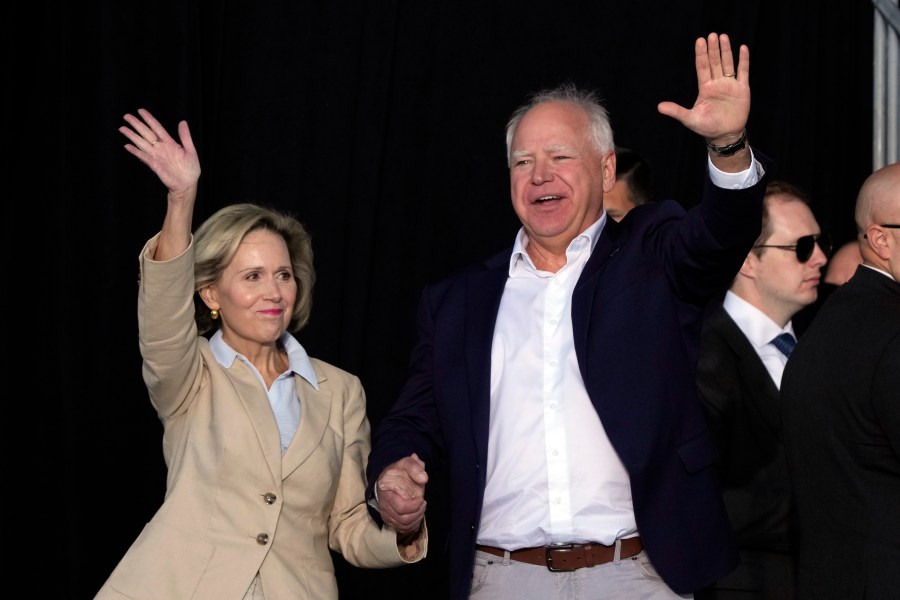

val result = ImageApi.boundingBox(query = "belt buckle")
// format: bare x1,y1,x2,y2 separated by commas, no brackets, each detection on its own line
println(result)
545,544,576,572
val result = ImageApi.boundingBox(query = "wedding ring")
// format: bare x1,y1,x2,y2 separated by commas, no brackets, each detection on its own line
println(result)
723,73,735,78
151,140,160,146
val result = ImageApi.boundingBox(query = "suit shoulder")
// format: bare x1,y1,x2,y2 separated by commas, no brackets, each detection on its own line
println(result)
425,246,512,289
619,198,685,223
308,357,361,386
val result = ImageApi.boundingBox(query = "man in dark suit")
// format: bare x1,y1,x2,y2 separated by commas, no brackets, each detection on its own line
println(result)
695,181,830,600
781,162,900,599
367,32,768,600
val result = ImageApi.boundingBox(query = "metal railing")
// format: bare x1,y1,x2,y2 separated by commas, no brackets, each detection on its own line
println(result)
872,0,900,168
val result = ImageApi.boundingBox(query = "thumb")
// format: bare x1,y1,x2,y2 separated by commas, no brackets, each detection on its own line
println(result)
178,120,196,154
408,453,429,484
657,101,689,123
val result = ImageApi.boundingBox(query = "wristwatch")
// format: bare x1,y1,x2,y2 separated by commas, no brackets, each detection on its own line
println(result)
706,129,747,157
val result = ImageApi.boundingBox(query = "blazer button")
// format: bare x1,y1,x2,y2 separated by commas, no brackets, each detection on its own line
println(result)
263,493,277,505
256,533,270,545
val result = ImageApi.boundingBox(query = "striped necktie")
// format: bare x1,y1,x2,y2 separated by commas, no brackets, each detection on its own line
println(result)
771,332,797,358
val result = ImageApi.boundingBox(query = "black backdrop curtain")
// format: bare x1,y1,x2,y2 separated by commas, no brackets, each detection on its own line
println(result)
10,1,875,598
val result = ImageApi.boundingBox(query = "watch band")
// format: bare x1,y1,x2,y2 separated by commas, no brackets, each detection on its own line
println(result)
705,129,747,157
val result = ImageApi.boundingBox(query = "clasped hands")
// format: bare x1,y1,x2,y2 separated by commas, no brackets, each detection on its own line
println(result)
374,453,428,538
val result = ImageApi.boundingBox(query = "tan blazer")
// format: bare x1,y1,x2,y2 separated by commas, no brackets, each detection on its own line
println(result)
96,235,424,600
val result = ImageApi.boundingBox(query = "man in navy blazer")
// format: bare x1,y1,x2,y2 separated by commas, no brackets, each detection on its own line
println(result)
368,33,768,600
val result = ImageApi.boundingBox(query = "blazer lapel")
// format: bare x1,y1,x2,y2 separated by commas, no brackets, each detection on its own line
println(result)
224,362,283,482
282,371,331,478
572,220,625,378
466,252,511,462
715,309,783,437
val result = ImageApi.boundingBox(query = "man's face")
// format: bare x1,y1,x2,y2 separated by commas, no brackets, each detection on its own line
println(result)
508,101,615,254
752,196,828,314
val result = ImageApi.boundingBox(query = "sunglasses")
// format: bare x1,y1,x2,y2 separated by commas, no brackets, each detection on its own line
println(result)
753,233,832,263
864,224,900,239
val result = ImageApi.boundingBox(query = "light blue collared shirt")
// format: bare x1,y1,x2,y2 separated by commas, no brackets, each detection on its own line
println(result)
209,330,318,454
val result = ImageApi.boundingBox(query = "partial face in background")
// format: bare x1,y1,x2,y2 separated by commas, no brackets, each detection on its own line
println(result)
823,241,862,285
603,176,635,222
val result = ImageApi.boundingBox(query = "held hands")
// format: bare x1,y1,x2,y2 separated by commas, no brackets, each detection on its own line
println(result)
119,108,201,199
657,33,750,148
375,453,428,537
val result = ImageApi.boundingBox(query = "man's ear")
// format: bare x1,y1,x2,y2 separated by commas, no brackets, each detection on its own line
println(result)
737,251,759,279
602,150,617,193
865,226,892,261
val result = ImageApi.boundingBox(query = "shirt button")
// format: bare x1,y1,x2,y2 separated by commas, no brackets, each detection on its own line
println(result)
256,533,270,545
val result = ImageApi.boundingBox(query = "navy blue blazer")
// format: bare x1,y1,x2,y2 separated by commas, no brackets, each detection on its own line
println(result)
368,173,766,599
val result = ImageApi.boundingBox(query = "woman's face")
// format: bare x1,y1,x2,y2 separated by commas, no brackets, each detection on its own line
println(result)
202,228,297,355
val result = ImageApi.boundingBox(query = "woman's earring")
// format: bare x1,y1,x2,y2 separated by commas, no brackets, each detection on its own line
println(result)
211,308,219,320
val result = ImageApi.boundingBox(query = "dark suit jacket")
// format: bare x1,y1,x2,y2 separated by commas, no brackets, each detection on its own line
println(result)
697,301,796,554
368,174,766,600
781,266,900,599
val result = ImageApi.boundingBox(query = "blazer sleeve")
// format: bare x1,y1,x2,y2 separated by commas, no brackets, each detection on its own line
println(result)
138,232,205,422
327,367,427,566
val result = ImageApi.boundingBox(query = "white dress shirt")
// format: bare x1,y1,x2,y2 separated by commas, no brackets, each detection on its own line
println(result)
722,291,796,389
479,215,636,548
477,158,762,548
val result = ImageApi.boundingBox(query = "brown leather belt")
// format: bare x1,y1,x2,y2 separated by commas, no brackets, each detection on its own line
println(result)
476,537,643,572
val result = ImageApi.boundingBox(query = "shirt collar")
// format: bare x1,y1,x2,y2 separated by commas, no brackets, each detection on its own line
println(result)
209,330,320,390
861,263,896,281
722,290,796,349
508,213,608,275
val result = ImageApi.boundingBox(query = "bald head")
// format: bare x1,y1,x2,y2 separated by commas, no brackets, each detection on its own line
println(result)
855,162,900,280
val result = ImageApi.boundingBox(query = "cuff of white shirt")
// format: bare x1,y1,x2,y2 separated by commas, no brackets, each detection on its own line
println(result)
708,147,765,189
367,484,380,512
